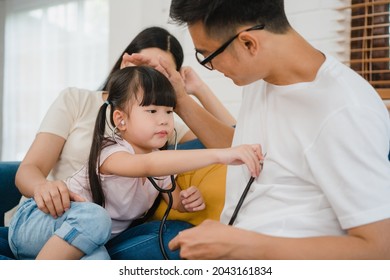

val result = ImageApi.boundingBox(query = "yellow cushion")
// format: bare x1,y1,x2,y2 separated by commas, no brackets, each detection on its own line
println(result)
151,164,226,225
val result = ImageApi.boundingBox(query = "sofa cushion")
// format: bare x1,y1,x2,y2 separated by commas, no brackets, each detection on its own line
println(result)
0,162,22,226
151,163,226,225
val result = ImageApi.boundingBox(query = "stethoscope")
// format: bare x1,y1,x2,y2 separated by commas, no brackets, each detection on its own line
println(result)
147,176,176,260
228,153,266,226
146,128,179,260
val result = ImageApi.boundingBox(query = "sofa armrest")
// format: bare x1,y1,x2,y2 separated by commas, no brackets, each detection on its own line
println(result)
0,161,22,226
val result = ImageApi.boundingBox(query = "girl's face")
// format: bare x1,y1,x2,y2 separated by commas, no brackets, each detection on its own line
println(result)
121,94,175,153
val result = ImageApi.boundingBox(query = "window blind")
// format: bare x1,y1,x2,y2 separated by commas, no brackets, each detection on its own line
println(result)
343,0,390,99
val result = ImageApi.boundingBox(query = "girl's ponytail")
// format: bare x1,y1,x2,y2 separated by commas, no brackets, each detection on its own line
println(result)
87,101,110,207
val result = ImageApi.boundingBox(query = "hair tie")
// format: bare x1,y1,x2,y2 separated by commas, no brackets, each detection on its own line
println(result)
104,100,110,106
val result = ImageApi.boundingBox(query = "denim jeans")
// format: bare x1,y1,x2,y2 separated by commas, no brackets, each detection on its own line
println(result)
106,220,193,260
8,199,112,260
3,201,193,260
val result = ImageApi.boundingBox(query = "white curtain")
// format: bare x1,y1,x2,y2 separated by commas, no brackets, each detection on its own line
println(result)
2,0,109,160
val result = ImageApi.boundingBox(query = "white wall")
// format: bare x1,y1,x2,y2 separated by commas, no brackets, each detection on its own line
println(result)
285,0,351,62
108,0,351,119
108,0,170,65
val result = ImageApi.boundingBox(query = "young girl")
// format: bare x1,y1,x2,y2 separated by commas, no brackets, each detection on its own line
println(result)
8,66,262,260
5,26,235,261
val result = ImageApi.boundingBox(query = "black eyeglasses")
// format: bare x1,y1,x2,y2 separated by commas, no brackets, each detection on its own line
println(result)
195,24,265,70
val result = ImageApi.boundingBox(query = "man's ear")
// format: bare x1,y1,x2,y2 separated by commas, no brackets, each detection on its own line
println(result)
238,32,259,55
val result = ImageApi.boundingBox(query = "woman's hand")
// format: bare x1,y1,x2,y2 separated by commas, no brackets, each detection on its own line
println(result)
181,66,237,126
121,53,162,71
121,53,188,102
33,180,85,218
180,66,206,97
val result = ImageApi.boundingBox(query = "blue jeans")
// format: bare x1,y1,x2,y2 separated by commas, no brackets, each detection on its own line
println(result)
0,227,14,260
8,199,112,260
3,201,192,260
2,220,192,260
106,220,193,260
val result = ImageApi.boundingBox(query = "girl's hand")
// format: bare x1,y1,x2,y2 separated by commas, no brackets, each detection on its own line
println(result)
180,185,206,212
221,144,264,177
33,180,85,218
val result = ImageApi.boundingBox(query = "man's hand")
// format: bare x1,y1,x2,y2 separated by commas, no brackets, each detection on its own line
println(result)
169,219,244,259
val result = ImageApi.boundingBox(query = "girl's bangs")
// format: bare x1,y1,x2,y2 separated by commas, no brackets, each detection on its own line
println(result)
137,69,176,108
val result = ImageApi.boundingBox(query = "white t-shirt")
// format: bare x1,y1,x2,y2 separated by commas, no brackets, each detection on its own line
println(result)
220,55,390,237
65,138,172,238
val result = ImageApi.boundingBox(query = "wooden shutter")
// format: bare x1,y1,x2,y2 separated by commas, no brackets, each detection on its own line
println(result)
345,0,390,99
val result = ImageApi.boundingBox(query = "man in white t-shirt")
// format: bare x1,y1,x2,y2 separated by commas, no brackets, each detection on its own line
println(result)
165,0,390,259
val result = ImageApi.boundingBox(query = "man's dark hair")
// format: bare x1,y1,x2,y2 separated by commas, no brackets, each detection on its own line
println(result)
170,0,290,39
